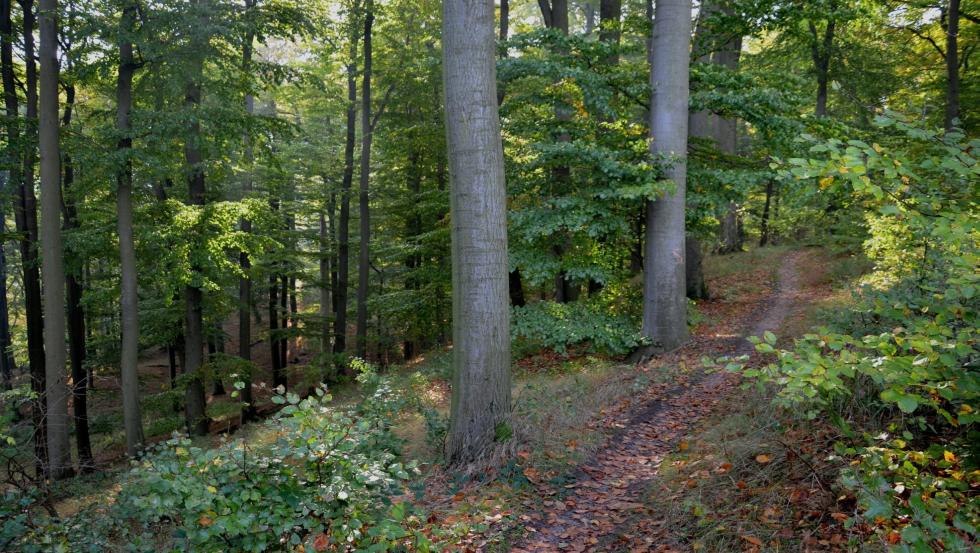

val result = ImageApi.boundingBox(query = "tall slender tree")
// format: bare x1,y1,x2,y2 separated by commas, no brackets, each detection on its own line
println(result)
443,0,511,465
641,0,692,353
238,0,257,420
12,0,48,473
355,0,373,358
334,6,359,374
115,0,144,455
39,0,72,479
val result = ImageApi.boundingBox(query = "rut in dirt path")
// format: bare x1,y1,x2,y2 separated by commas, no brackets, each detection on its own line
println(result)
512,252,806,553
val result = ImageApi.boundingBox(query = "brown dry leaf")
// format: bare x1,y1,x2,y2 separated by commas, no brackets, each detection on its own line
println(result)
312,533,330,552
198,514,214,528
715,462,733,474
740,535,763,546
755,454,772,464
736,480,748,490
830,512,849,522
451,492,465,502
679,440,690,452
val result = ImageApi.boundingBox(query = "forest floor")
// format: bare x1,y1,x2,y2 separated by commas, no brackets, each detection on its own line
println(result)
416,246,868,552
44,245,868,551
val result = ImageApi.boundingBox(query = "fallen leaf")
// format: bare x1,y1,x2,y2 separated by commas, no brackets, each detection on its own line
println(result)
755,454,772,464
312,533,330,552
740,535,763,546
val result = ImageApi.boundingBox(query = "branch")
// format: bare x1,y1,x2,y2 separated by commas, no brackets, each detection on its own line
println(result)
369,83,394,132
895,25,947,59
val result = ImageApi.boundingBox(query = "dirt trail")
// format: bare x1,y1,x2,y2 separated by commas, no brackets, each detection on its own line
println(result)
513,252,806,553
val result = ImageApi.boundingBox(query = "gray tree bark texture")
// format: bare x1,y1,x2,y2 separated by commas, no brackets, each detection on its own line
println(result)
116,0,144,456
39,0,72,479
443,0,512,466
642,0,692,353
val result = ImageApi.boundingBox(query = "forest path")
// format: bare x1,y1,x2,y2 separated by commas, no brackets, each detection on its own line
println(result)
512,251,806,553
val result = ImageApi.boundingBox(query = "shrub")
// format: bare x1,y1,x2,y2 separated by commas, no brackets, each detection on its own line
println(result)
511,300,647,356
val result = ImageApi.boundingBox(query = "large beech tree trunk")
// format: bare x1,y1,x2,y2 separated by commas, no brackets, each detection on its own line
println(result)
641,0,692,353
39,0,72,479
115,0,144,455
182,0,209,435
355,0,373,359
443,0,511,465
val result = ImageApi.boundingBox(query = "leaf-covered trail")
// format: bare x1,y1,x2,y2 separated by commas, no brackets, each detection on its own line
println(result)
513,252,806,553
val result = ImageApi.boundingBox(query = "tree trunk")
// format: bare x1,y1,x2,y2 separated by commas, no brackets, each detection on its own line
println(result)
0,173,13,391
279,274,288,368
355,1,374,359
443,0,512,466
238,0,256,421
12,0,48,475
599,0,622,64
60,82,92,470
759,179,774,247
0,1,18,393
538,0,575,302
809,19,835,117
269,274,284,387
182,2,209,436
685,236,708,300
715,20,743,254
944,0,960,131
334,32,358,375
319,210,330,355
39,0,72,479
641,0,692,353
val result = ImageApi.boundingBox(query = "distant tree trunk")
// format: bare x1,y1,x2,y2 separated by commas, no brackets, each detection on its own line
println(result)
508,270,526,307
759,179,774,247
238,0,256,421
443,0,512,466
685,236,708,299
39,0,72,479
334,31,358,375
355,1,374,359
208,328,225,396
12,0,47,474
0,175,13,392
403,148,422,360
279,274,288,367
599,0,622,64
0,2,17,393
319,209,331,356
182,2,209,436
641,0,692,353
944,0,960,131
60,82,92,470
715,24,743,255
808,18,835,117
269,274,284,387
538,0,576,303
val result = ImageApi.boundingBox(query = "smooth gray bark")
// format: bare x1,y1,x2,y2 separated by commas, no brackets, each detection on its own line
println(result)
39,0,71,478
642,0,692,352
443,0,512,465
116,0,144,456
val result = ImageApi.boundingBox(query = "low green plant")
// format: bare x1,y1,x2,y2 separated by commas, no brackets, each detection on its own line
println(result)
511,300,647,355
